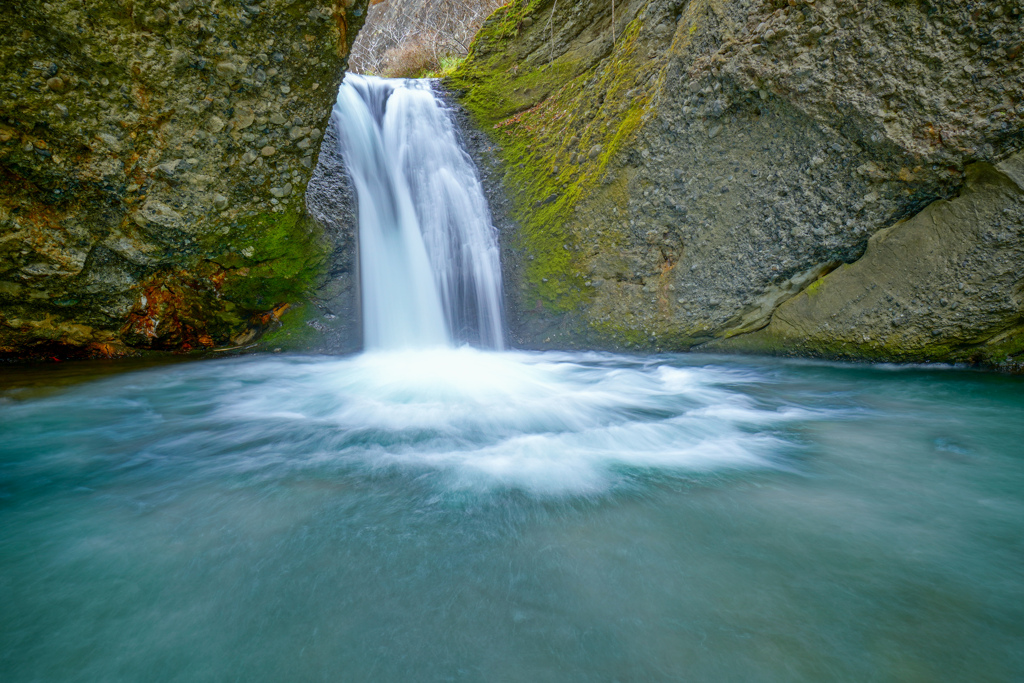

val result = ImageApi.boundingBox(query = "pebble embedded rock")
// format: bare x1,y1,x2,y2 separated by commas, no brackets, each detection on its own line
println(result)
0,0,368,356
215,61,237,79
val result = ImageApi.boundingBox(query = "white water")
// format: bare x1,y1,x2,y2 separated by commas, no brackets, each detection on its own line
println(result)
190,349,810,494
321,75,796,493
332,75,504,350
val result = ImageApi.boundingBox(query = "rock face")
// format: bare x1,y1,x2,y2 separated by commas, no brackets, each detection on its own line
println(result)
304,110,361,353
715,151,1024,365
0,0,368,358
448,0,1024,367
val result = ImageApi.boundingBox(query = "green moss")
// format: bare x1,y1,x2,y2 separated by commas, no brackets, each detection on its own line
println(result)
477,0,549,41
971,323,1024,366
713,323,1024,369
448,5,666,314
206,208,332,311
254,302,320,350
423,54,470,79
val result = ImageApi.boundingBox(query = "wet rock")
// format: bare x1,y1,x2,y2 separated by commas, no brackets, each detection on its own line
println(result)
96,132,122,152
306,114,361,353
726,153,1024,365
234,110,255,130
133,200,183,230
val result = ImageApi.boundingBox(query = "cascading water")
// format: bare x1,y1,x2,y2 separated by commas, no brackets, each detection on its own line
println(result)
332,75,504,350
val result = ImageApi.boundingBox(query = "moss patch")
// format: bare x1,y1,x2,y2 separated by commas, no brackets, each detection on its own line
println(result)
206,208,332,311
250,300,349,353
713,321,1024,372
448,2,668,315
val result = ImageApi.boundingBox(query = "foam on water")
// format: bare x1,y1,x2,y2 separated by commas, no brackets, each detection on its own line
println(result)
1,350,810,497
4,354,1023,682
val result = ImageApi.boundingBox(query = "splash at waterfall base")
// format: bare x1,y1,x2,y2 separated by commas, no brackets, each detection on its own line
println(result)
3,346,1024,681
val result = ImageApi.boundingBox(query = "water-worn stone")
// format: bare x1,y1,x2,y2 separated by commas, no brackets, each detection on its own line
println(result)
714,152,1024,365
215,61,238,79
0,0,369,358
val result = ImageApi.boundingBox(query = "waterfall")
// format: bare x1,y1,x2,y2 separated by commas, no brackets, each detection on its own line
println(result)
332,75,505,351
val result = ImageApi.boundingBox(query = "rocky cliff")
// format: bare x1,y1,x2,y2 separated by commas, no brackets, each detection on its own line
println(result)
448,0,1024,367
0,0,367,359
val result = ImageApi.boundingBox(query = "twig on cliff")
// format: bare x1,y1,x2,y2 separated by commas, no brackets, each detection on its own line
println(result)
548,0,557,65
612,0,616,46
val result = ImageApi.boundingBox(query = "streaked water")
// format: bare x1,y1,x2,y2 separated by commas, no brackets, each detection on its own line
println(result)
2,350,1022,681
3,72,1022,683
333,75,504,350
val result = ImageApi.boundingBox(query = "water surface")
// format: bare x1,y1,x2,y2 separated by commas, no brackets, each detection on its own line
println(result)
1,350,1022,681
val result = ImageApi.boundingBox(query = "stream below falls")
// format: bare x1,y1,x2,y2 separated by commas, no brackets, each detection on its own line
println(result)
1,350,1023,681
2,75,1023,681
